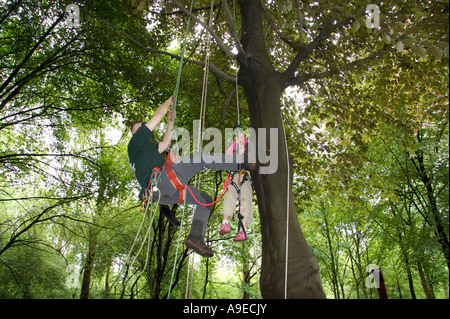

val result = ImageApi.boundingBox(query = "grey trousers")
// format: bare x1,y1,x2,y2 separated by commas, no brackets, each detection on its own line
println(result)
152,153,244,236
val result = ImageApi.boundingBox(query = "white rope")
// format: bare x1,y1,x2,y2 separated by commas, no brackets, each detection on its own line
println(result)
131,199,159,281
233,0,240,129
184,0,215,298
236,75,240,128
185,251,196,298
104,188,160,297
281,116,290,299
185,251,193,298
252,211,261,298
198,0,215,143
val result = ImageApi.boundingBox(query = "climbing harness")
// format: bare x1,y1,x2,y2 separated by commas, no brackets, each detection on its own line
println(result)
140,169,162,209
149,148,235,208
227,169,252,238
150,150,185,204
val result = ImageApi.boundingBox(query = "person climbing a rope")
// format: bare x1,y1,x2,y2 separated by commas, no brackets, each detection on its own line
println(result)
219,133,253,241
128,96,256,258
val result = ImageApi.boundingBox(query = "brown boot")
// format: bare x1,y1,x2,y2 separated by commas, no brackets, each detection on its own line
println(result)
184,235,214,257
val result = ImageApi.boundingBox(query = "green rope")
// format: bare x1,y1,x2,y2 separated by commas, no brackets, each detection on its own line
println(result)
167,0,195,299
167,190,187,299
172,0,195,121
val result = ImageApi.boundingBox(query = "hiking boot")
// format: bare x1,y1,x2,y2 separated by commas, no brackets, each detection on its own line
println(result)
219,222,231,235
184,234,214,257
233,230,248,242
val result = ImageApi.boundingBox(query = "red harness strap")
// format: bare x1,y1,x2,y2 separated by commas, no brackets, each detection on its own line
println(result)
153,150,185,204
185,173,232,206
153,150,232,206
165,150,185,203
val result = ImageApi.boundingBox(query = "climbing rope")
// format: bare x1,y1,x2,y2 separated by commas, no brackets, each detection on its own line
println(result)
167,190,187,299
198,0,215,142
167,0,195,299
252,218,261,298
176,0,216,299
281,116,290,299
233,0,240,130
185,251,194,298
171,0,195,160
129,193,160,285
172,0,194,117
167,0,256,299
103,179,161,298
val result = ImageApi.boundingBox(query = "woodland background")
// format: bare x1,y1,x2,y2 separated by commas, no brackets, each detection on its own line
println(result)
0,0,448,299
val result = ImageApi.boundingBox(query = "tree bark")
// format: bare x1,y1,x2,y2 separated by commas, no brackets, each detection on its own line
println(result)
399,236,416,299
242,260,250,299
80,162,107,299
80,227,98,299
238,0,325,299
417,262,435,299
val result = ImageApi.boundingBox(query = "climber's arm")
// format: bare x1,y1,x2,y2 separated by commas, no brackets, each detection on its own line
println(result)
145,96,174,132
158,108,174,154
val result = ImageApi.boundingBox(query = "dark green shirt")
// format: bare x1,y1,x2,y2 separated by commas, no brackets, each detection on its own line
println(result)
128,123,165,199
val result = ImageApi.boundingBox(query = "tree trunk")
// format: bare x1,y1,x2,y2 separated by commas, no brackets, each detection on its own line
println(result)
80,166,106,299
417,262,435,299
242,261,250,299
349,257,361,299
80,227,98,299
238,0,325,299
415,150,449,271
202,257,210,299
354,232,368,299
395,274,403,299
401,246,416,299
105,259,111,294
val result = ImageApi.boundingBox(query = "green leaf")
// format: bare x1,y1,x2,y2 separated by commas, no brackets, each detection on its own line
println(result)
382,34,392,45
412,45,427,57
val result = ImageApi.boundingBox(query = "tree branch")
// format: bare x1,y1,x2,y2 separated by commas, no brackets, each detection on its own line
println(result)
283,3,367,84
295,0,304,49
0,197,82,256
0,195,90,203
170,0,237,60
284,46,390,88
149,1,222,16
261,5,299,51
0,152,101,168
221,0,245,57
82,8,236,83
0,13,66,111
